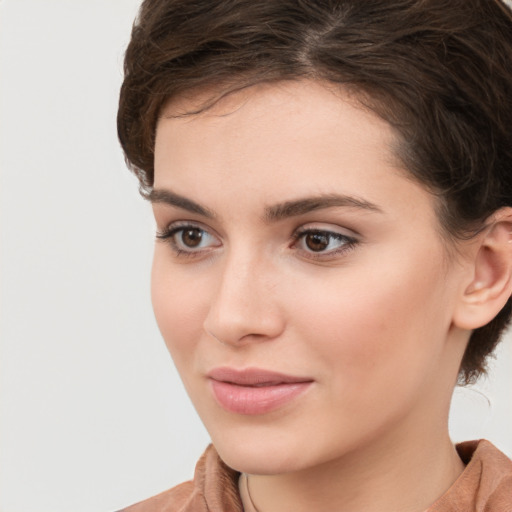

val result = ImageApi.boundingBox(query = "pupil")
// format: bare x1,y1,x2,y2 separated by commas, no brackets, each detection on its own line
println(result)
182,229,202,247
305,232,329,251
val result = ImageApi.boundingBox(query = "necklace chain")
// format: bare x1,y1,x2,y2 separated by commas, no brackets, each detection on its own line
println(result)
243,473,261,512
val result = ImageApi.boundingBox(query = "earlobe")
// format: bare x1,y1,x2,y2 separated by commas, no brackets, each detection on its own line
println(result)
453,208,512,331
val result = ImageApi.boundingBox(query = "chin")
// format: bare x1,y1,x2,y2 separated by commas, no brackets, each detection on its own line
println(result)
216,443,303,475
208,424,321,475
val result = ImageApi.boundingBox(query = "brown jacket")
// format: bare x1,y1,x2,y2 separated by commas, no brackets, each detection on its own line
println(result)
120,440,512,512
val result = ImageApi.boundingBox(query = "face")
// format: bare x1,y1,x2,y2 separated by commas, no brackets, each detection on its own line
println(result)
151,80,469,475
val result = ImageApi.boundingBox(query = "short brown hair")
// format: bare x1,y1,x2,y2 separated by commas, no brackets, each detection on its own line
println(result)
118,0,512,384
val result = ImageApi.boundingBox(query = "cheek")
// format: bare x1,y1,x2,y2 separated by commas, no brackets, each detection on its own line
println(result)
151,252,209,364
289,252,452,400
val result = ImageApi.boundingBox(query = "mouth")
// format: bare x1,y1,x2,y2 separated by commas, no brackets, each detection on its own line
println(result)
207,367,313,415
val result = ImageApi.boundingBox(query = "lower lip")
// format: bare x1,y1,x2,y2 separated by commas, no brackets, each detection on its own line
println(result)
209,379,312,415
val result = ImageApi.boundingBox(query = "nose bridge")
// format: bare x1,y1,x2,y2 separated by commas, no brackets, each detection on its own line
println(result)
203,244,283,345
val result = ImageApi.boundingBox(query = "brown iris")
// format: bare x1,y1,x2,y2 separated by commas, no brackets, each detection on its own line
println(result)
181,228,203,247
304,232,330,252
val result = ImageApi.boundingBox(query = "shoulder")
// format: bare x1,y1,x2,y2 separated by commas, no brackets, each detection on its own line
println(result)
118,480,196,512
468,440,512,511
428,439,512,512
117,445,243,512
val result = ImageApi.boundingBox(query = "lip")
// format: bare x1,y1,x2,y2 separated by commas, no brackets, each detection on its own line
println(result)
207,367,313,415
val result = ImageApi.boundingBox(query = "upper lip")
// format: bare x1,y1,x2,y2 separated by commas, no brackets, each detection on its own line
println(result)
207,367,313,386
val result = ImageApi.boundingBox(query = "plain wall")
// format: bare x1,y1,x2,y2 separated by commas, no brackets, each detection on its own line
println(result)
1,1,511,511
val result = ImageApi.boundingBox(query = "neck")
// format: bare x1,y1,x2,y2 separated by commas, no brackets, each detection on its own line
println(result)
244,329,470,512
246,422,465,512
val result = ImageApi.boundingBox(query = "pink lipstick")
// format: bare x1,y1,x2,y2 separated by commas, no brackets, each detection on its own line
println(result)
207,367,313,415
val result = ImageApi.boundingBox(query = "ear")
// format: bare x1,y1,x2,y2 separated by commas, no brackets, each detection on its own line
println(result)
453,208,512,330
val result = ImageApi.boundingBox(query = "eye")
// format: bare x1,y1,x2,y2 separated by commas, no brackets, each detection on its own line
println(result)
292,228,357,257
156,223,221,255
176,227,207,248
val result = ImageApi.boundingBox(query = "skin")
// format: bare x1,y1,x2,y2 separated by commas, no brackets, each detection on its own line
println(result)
150,80,475,512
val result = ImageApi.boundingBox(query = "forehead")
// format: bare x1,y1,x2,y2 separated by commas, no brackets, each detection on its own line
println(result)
156,79,401,174
154,79,437,227
159,79,387,133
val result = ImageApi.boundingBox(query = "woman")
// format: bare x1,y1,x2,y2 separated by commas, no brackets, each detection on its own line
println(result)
117,0,512,510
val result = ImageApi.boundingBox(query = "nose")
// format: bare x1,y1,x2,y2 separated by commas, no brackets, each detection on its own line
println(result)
203,250,285,346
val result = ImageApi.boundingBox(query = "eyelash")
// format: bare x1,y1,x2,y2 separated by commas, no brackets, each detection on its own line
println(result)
156,222,220,258
291,228,358,259
156,223,358,260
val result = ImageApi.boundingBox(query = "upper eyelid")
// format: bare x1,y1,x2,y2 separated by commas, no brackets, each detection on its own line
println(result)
156,220,359,244
292,228,357,246
293,223,359,238
158,219,218,235
157,221,358,237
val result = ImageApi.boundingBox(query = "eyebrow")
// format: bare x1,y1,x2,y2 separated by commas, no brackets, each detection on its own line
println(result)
148,189,215,218
264,194,383,222
148,188,382,221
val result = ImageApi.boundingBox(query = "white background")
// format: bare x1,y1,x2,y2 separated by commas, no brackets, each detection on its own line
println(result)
1,1,511,511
